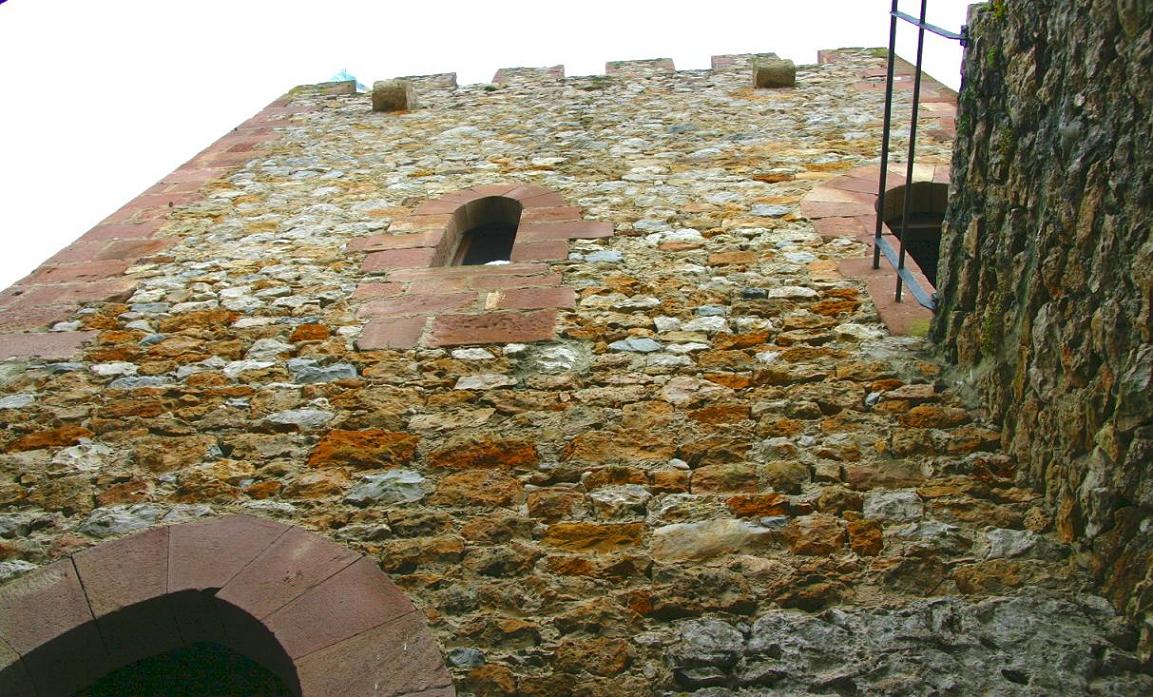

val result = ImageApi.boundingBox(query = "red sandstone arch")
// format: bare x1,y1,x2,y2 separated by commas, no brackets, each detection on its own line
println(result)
0,515,454,697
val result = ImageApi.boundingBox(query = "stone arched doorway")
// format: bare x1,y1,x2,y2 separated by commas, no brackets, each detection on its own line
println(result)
0,515,454,697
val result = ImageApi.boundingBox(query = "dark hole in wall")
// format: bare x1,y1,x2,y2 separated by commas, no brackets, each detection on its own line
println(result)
878,181,949,288
74,642,292,697
455,222,518,265
0,591,302,697
446,196,523,266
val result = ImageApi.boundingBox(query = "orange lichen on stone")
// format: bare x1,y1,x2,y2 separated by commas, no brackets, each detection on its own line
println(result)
6,425,93,452
427,436,539,470
307,429,420,469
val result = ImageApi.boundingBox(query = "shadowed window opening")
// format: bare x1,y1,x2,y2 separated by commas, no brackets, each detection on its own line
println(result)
454,222,518,265
878,181,948,287
447,195,523,266
74,642,292,697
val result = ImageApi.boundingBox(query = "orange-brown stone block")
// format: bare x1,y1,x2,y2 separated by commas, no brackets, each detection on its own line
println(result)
427,436,538,470
900,405,971,429
6,425,93,452
429,470,523,507
542,522,646,553
847,519,884,556
307,429,419,469
726,493,790,518
785,514,847,555
554,637,633,677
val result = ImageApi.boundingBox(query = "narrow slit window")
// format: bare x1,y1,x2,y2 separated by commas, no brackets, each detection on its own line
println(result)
446,196,523,266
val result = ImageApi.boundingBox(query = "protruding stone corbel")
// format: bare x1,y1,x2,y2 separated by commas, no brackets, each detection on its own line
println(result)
753,58,796,88
372,79,416,112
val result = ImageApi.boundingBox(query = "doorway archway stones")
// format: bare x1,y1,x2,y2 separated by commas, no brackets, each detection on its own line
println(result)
0,514,454,697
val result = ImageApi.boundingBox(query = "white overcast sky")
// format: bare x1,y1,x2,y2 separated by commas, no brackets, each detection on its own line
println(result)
0,0,976,292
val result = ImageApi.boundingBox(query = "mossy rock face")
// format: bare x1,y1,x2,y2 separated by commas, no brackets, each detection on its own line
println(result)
907,318,931,338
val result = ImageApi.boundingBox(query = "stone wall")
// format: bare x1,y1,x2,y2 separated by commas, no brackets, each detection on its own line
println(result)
3,47,1153,695
933,0,1153,656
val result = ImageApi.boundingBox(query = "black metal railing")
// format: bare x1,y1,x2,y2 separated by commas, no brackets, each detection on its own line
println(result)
872,0,968,308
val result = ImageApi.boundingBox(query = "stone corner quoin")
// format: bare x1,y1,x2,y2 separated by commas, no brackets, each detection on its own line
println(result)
2,30,1151,697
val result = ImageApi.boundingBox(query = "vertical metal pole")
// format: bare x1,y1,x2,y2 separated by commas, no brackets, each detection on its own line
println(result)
873,0,900,270
895,0,928,302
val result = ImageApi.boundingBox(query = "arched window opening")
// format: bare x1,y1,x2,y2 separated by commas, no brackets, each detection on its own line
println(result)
76,642,291,697
877,181,948,287
448,196,523,265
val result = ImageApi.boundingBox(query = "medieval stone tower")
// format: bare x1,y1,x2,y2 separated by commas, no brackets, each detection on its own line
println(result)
1,2,1151,695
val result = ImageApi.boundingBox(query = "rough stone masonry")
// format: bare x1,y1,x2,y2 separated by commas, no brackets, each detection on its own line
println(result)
0,40,1151,696
934,0,1153,669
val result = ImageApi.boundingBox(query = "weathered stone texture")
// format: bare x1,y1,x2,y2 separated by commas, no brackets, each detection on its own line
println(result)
752,57,796,89
933,0,1153,660
372,79,416,112
1,44,1148,694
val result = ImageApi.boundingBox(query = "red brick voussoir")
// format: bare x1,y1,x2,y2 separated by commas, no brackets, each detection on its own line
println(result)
354,184,606,350
0,90,323,362
0,514,455,697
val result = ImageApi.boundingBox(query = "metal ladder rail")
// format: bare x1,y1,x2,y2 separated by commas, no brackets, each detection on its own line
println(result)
872,0,968,308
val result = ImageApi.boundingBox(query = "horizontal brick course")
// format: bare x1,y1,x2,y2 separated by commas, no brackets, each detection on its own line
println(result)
0,331,97,360
520,206,584,223
358,292,477,318
406,277,471,295
510,239,570,262
388,262,548,282
10,278,136,306
490,286,576,311
802,164,943,336
352,282,406,300
363,247,439,273
0,303,75,332
49,238,174,265
391,214,455,233
799,200,875,219
357,316,428,350
28,260,132,284
517,191,570,208
518,220,613,241
348,230,443,252
469,272,563,290
813,216,871,241
427,309,557,347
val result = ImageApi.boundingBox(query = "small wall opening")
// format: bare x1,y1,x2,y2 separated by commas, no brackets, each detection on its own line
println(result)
76,642,292,697
447,196,523,265
878,181,948,287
